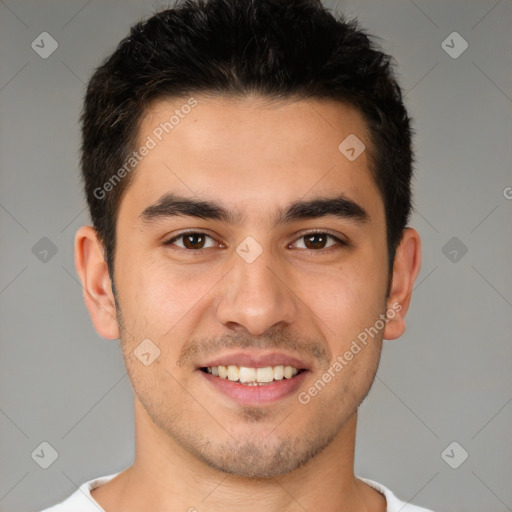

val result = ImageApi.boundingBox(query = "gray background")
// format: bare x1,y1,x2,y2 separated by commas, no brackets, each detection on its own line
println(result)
0,0,511,511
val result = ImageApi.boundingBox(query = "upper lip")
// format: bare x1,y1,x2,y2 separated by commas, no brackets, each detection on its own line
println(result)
198,351,312,371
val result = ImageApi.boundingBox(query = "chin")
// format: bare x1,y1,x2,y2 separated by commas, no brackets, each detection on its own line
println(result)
193,429,336,479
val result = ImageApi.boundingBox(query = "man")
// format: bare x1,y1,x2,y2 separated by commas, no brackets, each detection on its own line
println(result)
41,0,429,510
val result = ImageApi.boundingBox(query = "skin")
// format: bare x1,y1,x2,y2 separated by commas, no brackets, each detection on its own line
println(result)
75,94,421,512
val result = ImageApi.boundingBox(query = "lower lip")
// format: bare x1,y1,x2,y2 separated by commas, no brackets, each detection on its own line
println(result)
199,369,309,405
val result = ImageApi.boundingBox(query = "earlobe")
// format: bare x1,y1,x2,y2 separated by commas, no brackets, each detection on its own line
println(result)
74,225,120,340
383,228,422,340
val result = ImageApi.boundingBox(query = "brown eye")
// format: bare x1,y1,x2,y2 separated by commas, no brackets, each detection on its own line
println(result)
183,233,206,249
292,232,345,251
165,232,217,250
304,233,329,249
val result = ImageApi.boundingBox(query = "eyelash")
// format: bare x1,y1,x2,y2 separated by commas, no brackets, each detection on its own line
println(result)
163,230,348,253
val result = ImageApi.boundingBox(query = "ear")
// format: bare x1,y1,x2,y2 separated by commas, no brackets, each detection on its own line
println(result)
74,225,120,340
383,227,422,340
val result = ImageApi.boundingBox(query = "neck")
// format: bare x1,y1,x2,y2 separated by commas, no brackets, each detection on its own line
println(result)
92,398,385,512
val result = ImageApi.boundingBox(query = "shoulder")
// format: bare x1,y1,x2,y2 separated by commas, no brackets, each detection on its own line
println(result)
38,472,120,512
358,477,435,512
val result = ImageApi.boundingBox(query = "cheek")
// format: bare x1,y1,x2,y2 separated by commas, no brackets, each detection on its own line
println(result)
122,253,177,308
120,258,221,344
296,262,387,368
310,259,385,320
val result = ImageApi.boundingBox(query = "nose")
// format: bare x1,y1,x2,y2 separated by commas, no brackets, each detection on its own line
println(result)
215,246,299,336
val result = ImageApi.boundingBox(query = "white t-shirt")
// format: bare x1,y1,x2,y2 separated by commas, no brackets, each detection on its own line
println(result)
39,472,434,512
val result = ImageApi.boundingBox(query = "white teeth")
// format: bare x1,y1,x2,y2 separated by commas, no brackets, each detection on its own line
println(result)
205,364,302,384
256,366,274,383
239,366,256,383
284,365,295,379
227,365,239,381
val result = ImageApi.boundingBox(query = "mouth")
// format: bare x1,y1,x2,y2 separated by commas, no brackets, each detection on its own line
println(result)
200,364,307,386
197,356,310,405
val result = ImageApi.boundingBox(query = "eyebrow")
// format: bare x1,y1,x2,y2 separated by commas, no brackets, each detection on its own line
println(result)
139,192,369,227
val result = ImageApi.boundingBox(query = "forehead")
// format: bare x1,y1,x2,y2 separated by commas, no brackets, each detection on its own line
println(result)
119,94,383,226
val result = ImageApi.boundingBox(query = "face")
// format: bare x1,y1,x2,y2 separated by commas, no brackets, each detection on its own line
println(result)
108,95,392,477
